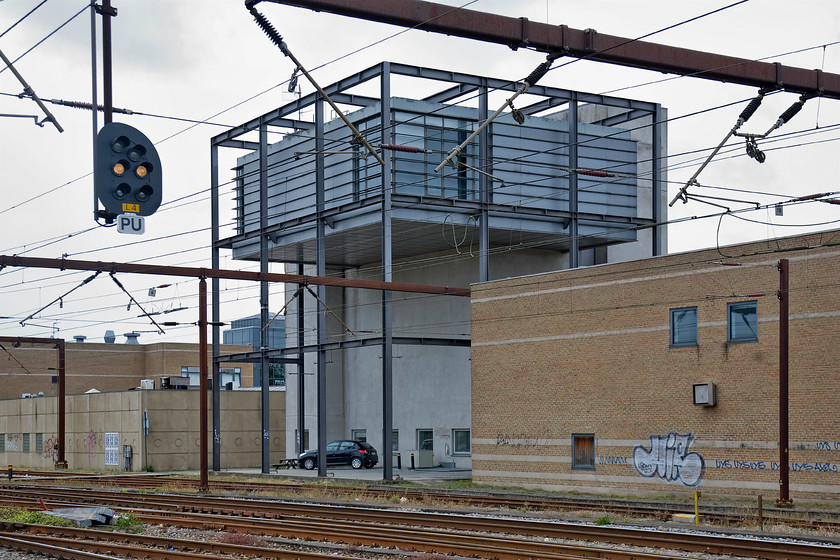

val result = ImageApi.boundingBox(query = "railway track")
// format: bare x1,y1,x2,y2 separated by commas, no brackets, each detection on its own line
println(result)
1,485,838,560
9,469,840,531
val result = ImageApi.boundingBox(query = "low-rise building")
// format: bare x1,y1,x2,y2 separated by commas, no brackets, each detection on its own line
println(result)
0,387,285,471
471,230,840,499
0,340,253,399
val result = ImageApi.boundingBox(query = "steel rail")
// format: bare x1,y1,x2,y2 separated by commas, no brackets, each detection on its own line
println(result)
0,533,122,560
12,473,840,530
1,526,356,560
2,487,838,560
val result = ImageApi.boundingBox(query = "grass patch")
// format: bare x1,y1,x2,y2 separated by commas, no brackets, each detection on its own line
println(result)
0,507,74,527
595,515,613,525
114,511,144,532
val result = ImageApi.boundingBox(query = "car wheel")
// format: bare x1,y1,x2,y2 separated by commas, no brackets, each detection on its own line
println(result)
302,457,315,470
351,457,363,469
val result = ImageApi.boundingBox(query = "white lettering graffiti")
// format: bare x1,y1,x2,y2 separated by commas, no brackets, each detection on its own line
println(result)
632,431,705,487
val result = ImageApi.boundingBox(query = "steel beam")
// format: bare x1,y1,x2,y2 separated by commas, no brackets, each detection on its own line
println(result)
266,0,840,99
0,255,470,297
315,98,328,478
215,336,471,362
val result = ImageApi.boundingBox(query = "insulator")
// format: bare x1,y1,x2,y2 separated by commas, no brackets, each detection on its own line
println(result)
523,61,552,87
737,95,764,124
793,192,831,202
380,144,426,153
777,100,804,126
575,168,615,178
250,8,284,50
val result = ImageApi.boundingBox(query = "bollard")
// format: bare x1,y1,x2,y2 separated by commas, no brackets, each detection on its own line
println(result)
7,465,12,481
694,490,701,525
397,453,402,470
410,452,415,470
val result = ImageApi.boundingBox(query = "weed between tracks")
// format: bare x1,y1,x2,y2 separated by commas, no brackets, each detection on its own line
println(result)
0,507,74,527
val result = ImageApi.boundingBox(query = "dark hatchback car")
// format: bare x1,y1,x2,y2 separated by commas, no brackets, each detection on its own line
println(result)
298,440,378,470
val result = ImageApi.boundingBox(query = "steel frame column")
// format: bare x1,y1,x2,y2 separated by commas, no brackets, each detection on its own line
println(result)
198,278,209,490
56,339,66,468
259,123,271,474
297,263,306,454
210,143,222,471
381,62,394,481
315,99,328,477
652,105,666,256
778,258,791,504
478,82,490,282
568,95,579,269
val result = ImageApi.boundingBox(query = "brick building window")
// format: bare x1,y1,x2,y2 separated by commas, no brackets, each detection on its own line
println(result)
452,429,471,455
670,307,698,347
22,434,30,454
0,434,5,453
728,301,758,343
572,434,595,470
35,433,43,454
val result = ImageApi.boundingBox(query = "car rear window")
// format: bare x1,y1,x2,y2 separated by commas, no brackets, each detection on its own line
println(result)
359,442,374,450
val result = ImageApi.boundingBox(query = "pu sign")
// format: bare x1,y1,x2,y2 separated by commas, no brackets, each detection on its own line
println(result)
117,213,145,235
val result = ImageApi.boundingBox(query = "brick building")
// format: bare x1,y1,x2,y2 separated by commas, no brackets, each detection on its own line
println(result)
0,388,285,471
471,230,840,499
0,340,253,399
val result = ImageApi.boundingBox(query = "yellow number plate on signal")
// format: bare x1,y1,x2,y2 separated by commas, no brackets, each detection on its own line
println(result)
122,203,140,213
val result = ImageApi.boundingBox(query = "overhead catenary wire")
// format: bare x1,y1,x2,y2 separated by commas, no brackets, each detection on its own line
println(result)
3,2,836,334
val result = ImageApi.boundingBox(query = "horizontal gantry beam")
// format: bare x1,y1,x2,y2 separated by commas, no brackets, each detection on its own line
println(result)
0,255,470,297
267,0,840,99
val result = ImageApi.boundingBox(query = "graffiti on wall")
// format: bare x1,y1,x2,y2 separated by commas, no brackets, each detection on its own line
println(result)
42,436,59,461
632,431,704,487
495,432,550,448
85,431,101,459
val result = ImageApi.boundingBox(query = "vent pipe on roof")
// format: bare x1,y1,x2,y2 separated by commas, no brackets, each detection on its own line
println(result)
104,330,116,344
73,335,86,343
124,332,140,344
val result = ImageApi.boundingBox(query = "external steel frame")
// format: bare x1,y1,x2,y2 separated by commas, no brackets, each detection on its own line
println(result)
210,61,663,479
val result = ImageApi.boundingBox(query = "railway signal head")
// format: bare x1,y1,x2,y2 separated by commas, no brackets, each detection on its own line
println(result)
95,122,162,219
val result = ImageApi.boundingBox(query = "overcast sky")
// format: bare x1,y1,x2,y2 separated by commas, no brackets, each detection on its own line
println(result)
1,0,839,345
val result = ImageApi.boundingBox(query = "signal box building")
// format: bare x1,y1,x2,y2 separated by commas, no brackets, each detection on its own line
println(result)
471,230,840,499
212,62,667,472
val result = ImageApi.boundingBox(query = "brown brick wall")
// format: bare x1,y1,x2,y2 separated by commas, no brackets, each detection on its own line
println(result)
471,231,840,498
0,342,253,399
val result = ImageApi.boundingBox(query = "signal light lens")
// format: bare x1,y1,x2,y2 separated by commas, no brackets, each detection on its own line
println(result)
111,135,131,153
135,164,149,178
112,162,126,176
113,183,131,200
127,145,146,162
135,185,153,202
